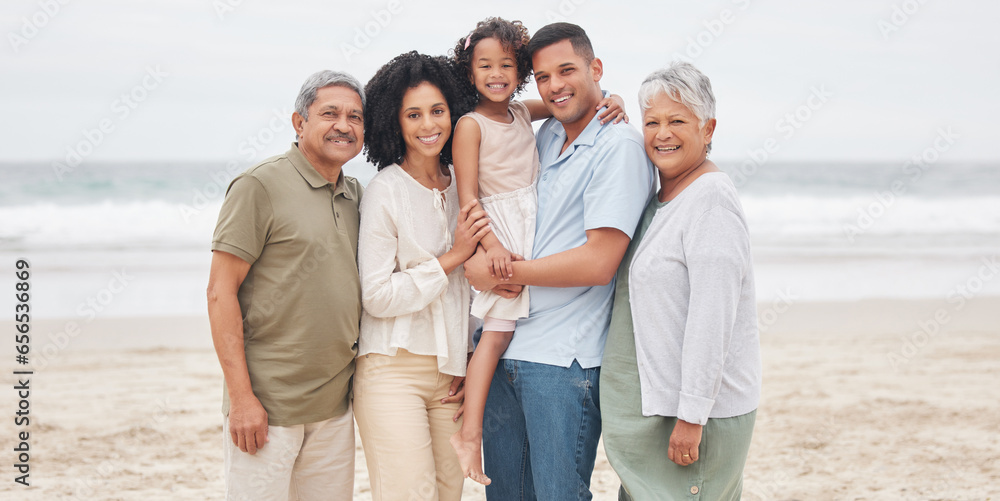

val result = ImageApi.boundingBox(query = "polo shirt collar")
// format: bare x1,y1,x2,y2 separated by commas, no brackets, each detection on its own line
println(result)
573,110,604,148
287,143,353,199
548,106,605,157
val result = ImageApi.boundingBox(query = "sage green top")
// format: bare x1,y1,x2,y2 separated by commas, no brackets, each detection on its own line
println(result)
604,196,663,370
212,143,362,426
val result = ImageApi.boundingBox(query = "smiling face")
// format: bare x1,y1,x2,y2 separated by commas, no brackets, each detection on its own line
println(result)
470,37,519,104
642,91,716,183
531,39,603,128
398,81,452,162
293,85,364,172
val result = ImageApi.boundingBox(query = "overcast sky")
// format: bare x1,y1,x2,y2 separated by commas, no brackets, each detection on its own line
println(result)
3,0,997,165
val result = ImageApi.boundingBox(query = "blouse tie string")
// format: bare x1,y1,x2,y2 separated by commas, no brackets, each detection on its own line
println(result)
432,188,452,245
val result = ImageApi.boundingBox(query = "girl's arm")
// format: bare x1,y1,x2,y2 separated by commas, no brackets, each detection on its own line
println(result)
522,94,629,124
452,115,514,278
453,116,483,210
523,99,552,122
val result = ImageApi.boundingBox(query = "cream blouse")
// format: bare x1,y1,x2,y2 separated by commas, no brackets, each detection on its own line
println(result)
357,164,471,376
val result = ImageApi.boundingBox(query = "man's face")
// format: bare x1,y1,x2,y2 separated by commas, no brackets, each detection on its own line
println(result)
531,39,603,127
294,85,364,170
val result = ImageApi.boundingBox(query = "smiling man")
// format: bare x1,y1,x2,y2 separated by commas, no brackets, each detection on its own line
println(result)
206,70,365,500
464,23,656,501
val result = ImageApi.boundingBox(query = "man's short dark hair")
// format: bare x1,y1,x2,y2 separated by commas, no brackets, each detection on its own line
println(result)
526,22,595,63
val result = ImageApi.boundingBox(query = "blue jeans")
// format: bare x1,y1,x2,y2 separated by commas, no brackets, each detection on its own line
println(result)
482,359,601,501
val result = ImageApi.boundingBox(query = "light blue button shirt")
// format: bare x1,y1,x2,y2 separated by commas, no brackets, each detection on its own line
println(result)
504,107,656,368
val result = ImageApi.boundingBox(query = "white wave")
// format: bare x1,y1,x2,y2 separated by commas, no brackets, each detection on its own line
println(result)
741,194,1000,240
2,194,998,253
0,200,223,250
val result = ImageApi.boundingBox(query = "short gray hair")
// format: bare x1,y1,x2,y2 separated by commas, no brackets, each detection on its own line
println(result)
638,61,716,153
638,61,716,125
294,70,366,120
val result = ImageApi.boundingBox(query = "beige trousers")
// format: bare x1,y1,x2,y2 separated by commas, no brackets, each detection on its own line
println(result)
223,404,355,501
354,349,464,501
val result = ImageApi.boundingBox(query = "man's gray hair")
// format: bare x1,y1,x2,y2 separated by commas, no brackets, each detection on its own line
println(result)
638,61,716,153
294,70,366,120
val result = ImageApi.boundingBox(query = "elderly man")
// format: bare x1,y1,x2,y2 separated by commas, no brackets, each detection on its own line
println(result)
206,70,365,500
465,23,656,501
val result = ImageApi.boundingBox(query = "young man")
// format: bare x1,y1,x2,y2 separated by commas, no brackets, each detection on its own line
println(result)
464,23,656,501
207,70,365,500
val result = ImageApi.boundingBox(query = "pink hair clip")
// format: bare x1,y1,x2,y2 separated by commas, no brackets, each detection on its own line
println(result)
464,34,472,50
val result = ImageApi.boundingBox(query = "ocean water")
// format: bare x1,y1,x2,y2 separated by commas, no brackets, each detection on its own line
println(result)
1,160,998,319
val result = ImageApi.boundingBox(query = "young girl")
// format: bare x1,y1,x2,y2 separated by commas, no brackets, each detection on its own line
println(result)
447,17,627,486
356,51,491,501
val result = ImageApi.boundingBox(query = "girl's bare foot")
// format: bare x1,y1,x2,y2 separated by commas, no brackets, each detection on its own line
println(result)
450,430,491,485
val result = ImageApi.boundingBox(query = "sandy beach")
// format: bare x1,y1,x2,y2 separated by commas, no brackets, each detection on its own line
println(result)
4,0,999,499
2,298,998,500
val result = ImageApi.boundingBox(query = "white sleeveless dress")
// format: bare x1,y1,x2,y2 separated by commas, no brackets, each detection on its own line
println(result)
463,100,539,322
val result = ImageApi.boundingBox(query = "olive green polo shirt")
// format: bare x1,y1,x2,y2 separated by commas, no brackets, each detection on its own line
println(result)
212,143,362,426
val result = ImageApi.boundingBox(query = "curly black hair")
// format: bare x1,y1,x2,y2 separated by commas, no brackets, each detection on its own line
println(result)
363,51,475,171
451,17,532,104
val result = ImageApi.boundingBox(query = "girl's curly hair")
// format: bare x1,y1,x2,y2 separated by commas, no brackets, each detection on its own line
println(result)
363,51,475,170
451,17,532,103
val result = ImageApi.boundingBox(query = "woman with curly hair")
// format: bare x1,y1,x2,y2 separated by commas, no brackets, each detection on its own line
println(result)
447,17,627,486
354,51,492,500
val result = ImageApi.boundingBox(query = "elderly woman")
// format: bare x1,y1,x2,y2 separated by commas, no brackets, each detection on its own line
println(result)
354,51,490,501
601,61,761,500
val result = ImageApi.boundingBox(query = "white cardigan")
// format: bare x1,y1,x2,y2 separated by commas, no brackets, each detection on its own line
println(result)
357,164,471,376
628,173,761,425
